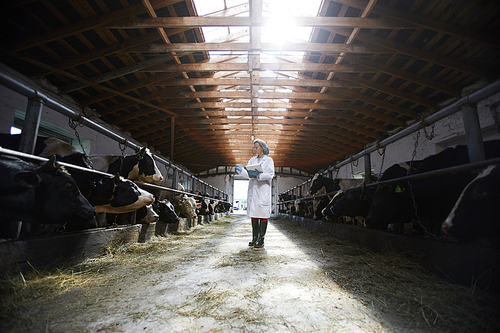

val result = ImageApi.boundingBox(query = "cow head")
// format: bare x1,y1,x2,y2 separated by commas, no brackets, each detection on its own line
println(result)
156,199,181,224
308,173,324,195
365,181,414,229
10,155,96,224
92,174,155,213
135,148,163,183
177,195,200,219
136,204,159,224
120,148,163,184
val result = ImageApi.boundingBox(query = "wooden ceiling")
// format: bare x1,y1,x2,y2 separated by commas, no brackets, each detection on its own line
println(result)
1,0,499,174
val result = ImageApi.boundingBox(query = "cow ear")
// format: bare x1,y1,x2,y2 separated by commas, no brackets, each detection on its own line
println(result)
362,182,366,194
196,202,202,208
14,171,42,187
44,155,59,173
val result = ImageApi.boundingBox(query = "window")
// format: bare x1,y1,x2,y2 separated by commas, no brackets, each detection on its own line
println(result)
14,110,91,154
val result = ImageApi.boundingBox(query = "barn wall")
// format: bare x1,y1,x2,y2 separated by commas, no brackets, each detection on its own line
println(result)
199,174,232,197
199,173,309,214
275,174,308,195
0,85,140,156
334,91,500,179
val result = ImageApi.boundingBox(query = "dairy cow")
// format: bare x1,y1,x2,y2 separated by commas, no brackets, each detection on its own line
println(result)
442,164,500,243
366,141,500,235
155,199,181,225
308,174,364,220
136,204,159,224
37,138,155,214
0,154,95,233
307,174,340,196
278,194,297,214
90,147,163,184
113,202,158,225
193,191,211,216
323,184,377,221
176,195,200,219
294,199,313,218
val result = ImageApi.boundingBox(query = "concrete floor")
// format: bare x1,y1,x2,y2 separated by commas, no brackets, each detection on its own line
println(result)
5,214,499,332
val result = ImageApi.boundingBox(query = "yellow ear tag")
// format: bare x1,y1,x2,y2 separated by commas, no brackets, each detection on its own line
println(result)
395,185,405,193
359,194,367,201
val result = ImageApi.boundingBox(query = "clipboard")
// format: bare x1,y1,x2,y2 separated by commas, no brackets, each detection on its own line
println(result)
244,163,263,173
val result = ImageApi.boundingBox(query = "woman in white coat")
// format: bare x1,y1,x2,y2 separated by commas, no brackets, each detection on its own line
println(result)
235,139,275,248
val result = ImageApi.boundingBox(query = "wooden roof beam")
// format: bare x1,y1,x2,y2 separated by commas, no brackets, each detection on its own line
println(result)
11,0,184,51
109,17,416,29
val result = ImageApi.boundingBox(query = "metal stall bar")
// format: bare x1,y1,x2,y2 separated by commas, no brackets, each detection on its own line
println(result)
331,78,500,171
0,63,228,199
279,78,500,197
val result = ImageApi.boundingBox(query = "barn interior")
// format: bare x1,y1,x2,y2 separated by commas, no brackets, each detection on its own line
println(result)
1,1,500,331
1,0,499,176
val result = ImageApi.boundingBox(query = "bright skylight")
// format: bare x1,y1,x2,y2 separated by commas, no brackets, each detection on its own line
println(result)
194,0,322,55
192,0,323,118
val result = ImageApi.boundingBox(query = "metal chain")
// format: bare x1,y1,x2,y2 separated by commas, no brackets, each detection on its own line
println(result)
423,122,435,140
68,117,94,169
407,130,421,225
118,140,128,176
376,143,386,180
408,130,420,174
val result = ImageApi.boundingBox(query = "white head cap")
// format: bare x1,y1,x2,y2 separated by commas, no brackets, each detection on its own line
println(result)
253,139,269,155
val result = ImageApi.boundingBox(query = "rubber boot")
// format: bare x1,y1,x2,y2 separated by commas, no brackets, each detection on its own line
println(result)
249,219,260,246
254,219,267,248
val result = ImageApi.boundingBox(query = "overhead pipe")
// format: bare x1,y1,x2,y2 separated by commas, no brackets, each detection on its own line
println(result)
0,63,227,196
281,78,500,194
281,157,500,204
331,78,500,171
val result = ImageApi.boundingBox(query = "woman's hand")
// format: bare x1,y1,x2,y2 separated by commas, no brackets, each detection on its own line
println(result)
248,169,259,178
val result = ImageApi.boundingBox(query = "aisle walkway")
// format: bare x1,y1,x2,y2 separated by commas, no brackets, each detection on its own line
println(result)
153,215,381,332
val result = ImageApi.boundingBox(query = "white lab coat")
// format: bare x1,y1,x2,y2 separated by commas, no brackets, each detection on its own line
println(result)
237,154,275,218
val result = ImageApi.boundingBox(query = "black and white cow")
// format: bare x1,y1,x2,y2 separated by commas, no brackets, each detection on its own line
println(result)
193,191,211,216
442,164,500,243
90,147,163,184
37,138,155,215
278,193,297,214
136,204,159,224
294,199,313,218
307,174,340,196
365,141,500,235
308,174,364,220
0,154,95,234
155,199,181,225
114,203,158,224
85,174,153,214
322,184,377,221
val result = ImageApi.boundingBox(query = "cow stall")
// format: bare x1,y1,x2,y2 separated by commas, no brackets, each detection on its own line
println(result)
278,81,500,293
0,69,230,272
